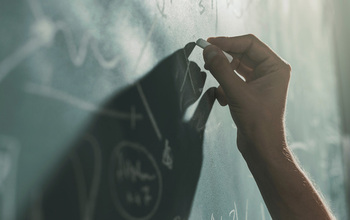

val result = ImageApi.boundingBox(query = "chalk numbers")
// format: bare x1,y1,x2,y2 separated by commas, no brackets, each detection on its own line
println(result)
162,139,173,170
110,141,162,220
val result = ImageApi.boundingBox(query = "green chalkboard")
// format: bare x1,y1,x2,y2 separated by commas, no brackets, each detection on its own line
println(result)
0,0,348,219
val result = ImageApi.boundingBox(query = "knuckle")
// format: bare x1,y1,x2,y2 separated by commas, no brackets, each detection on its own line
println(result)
245,34,259,49
283,63,292,78
278,63,291,81
246,34,259,44
247,33,257,40
284,63,292,72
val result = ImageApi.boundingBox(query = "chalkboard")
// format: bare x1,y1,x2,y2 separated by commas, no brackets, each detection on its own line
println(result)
17,43,215,220
0,0,348,219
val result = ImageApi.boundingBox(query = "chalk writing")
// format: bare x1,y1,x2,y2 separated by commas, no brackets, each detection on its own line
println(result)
137,83,162,140
0,0,125,85
110,141,162,220
226,0,253,18
116,153,156,182
0,0,56,84
131,14,158,74
0,38,43,84
229,209,236,220
25,83,143,121
226,0,233,8
70,135,102,220
125,187,153,207
141,186,152,206
162,139,174,170
156,0,167,17
55,22,121,68
210,203,251,220
199,0,206,14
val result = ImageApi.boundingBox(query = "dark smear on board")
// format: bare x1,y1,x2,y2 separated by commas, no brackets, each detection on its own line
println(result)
24,42,215,220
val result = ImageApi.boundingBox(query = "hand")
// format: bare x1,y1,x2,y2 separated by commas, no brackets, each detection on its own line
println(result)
203,35,334,219
203,34,291,157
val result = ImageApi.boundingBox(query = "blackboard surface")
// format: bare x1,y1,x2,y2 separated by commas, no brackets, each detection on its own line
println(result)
0,0,348,219
20,43,215,220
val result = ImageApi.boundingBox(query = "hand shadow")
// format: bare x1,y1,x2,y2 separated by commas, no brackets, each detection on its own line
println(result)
36,43,215,220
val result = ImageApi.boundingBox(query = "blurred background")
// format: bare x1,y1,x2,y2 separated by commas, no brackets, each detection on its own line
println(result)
0,0,349,219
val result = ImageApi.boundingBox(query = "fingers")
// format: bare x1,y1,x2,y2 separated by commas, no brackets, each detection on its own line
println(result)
230,52,256,70
235,62,255,82
215,86,228,106
208,34,280,66
203,45,246,102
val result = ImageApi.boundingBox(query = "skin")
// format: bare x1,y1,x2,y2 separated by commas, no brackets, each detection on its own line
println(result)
202,34,335,220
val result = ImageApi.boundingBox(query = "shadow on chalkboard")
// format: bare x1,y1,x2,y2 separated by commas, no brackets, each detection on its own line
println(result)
25,43,215,220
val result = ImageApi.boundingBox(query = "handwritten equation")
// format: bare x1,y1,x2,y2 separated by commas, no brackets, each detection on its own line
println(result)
155,0,253,18
111,141,162,220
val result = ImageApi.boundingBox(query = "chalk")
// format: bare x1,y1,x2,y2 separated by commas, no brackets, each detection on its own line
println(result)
196,38,233,63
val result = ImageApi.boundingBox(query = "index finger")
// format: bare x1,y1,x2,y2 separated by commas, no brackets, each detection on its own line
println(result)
207,34,280,65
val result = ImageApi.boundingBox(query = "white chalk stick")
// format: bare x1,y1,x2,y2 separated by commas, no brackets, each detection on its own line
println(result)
196,38,233,63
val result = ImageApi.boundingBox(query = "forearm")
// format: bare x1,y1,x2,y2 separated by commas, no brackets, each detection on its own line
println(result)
241,133,335,220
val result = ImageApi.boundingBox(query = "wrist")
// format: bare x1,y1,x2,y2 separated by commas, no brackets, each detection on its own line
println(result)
237,122,288,159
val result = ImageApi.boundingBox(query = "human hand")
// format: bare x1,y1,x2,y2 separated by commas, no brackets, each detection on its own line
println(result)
203,35,291,157
203,35,335,220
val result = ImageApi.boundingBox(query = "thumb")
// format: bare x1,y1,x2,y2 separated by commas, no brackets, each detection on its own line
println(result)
203,45,246,103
